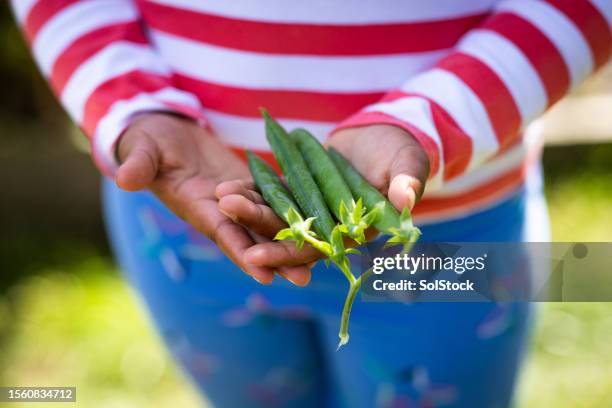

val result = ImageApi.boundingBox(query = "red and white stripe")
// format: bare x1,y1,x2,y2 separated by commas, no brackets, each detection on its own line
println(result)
11,0,612,222
340,0,611,219
12,0,205,175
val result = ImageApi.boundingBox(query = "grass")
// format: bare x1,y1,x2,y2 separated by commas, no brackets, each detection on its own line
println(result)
517,303,612,408
0,258,205,408
513,144,612,407
1,144,612,407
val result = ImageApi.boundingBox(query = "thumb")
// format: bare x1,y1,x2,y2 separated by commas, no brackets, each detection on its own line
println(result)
115,132,160,192
387,142,429,211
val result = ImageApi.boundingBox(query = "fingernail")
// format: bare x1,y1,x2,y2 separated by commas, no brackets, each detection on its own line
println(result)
219,208,238,222
405,187,417,210
276,270,299,286
252,275,271,285
284,274,301,286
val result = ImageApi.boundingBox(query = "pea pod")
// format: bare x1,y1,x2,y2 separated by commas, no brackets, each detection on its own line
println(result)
254,112,421,350
247,151,299,224
290,129,377,243
262,110,336,242
247,150,330,253
290,129,353,215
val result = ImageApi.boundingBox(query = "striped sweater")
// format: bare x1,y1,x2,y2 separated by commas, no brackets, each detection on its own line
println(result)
11,0,612,223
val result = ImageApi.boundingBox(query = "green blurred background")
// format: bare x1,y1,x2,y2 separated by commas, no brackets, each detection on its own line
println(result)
1,4,611,407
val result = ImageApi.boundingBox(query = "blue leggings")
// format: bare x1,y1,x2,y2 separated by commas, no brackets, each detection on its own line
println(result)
103,176,546,408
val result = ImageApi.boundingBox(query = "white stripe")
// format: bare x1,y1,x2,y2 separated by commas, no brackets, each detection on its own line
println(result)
458,29,548,123
93,87,202,171
401,69,499,170
150,30,447,92
148,0,496,23
61,42,171,122
590,0,612,27
426,143,525,197
32,0,138,76
10,0,38,23
497,0,594,89
364,98,444,190
203,110,334,150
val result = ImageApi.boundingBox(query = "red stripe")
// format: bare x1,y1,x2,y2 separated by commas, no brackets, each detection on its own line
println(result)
137,0,486,55
437,52,521,150
51,22,147,94
429,103,473,180
81,70,172,136
482,12,570,106
24,0,79,42
413,165,525,216
545,0,612,69
381,91,473,180
173,74,381,122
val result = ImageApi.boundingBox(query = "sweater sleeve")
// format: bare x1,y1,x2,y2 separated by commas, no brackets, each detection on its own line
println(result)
333,0,612,190
10,0,206,177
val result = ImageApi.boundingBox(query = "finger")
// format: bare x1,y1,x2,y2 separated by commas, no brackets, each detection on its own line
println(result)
248,231,312,286
388,143,429,211
245,240,323,267
244,230,367,268
116,135,159,192
215,180,260,201
218,194,286,238
161,188,276,285
210,217,276,284
277,264,312,287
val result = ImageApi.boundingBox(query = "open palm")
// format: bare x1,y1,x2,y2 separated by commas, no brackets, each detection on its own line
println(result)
115,113,311,285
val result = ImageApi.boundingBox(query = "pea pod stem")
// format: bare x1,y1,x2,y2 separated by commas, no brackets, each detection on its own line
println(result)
336,237,419,349
337,277,361,349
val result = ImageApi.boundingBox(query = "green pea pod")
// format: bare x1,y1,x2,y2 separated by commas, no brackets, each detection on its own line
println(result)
262,110,336,242
247,150,330,252
290,128,354,217
290,129,377,244
246,150,299,224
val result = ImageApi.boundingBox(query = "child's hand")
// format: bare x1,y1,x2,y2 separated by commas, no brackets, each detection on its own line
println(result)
217,124,429,269
327,124,429,211
115,113,312,286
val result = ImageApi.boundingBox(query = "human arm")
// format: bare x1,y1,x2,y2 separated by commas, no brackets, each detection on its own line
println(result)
10,0,311,285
